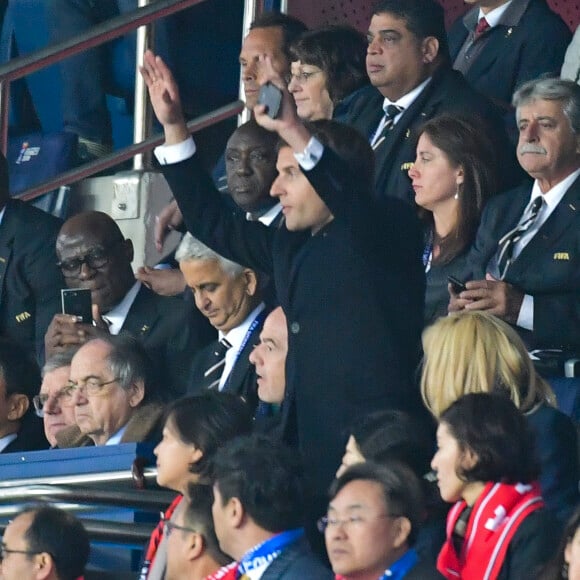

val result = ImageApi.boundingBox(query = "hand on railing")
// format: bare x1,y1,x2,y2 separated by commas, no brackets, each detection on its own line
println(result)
140,49,189,146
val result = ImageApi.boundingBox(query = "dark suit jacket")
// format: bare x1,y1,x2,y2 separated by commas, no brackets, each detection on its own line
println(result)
161,145,425,501
121,285,215,399
448,0,570,117
406,559,445,580
2,413,49,453
187,308,266,412
261,538,333,580
466,174,580,350
0,199,64,362
344,66,522,205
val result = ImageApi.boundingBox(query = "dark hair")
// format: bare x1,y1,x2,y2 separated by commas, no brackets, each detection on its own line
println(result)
278,119,374,196
440,393,539,484
212,434,304,532
0,338,41,401
351,409,433,479
184,483,232,566
289,25,369,104
20,504,90,580
250,12,308,62
538,505,580,580
95,334,160,404
329,461,424,546
372,0,449,62
416,114,497,264
165,392,253,481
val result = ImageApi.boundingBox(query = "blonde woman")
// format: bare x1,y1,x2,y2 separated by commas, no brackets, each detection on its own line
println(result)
421,311,578,523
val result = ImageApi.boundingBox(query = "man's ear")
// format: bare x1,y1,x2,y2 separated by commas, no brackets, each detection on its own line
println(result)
229,497,245,529
128,380,145,407
34,552,54,580
7,393,29,421
123,238,134,263
242,269,258,297
392,516,412,549
421,37,439,64
188,532,205,561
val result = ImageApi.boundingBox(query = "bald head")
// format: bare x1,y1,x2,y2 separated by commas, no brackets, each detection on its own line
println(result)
57,211,135,312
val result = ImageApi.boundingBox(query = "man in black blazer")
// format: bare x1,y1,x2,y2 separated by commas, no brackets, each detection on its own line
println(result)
211,434,333,579
448,0,570,137
0,153,64,362
451,77,580,352
176,233,266,410
0,338,49,454
44,211,215,399
344,0,521,205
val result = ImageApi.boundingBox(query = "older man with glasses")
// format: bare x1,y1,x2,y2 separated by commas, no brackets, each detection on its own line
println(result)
53,334,164,448
44,210,215,400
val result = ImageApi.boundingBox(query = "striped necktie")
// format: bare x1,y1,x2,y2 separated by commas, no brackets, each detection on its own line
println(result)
496,196,544,280
473,16,490,40
370,104,404,148
204,337,232,390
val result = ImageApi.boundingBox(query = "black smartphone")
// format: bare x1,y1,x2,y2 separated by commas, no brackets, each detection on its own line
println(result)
258,82,282,119
448,276,467,294
61,288,92,323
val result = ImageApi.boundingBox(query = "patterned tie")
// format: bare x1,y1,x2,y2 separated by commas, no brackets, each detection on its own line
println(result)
473,16,490,40
496,196,544,280
204,337,232,390
370,104,404,148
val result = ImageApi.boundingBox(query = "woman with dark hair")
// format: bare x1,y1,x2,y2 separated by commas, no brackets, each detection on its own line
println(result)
140,391,253,580
432,393,559,580
408,114,498,324
540,506,580,580
288,25,369,121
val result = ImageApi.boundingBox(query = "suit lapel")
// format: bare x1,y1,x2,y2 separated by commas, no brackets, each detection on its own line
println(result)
121,286,158,338
508,176,580,274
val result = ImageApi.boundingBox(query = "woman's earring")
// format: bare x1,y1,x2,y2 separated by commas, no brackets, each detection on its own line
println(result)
454,187,460,200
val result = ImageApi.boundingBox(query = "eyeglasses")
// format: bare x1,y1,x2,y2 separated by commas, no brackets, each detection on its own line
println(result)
163,518,198,538
32,390,69,417
286,70,323,84
0,544,45,561
60,377,120,405
57,240,122,277
317,513,402,533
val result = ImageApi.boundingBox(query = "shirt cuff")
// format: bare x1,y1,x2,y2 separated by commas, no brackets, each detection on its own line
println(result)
294,137,324,170
516,294,534,330
154,137,197,165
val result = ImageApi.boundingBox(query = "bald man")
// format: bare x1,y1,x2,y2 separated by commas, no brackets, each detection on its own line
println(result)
44,211,214,399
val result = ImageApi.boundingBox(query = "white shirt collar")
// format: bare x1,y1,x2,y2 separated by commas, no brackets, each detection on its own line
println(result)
101,281,141,335
0,432,18,453
479,1,512,27
257,203,283,226
105,424,129,446
382,77,432,117
529,168,580,212
0,206,6,227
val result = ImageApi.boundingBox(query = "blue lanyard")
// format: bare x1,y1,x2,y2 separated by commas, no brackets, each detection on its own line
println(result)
378,549,418,580
237,528,304,577
422,229,433,272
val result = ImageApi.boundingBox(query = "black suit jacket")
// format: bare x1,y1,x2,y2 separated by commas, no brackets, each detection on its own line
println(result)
121,285,215,399
187,308,266,411
448,0,570,116
161,145,425,501
344,67,522,205
0,199,64,362
261,538,333,580
466,174,580,350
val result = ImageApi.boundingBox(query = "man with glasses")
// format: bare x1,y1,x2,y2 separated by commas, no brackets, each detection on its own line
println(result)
53,334,163,448
324,462,442,580
44,210,215,399
33,350,77,448
0,504,89,580
164,484,232,580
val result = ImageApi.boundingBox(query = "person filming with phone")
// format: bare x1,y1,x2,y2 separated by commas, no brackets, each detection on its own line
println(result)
44,211,214,400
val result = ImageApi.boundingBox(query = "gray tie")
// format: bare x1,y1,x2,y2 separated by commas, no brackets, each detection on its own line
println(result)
204,337,232,390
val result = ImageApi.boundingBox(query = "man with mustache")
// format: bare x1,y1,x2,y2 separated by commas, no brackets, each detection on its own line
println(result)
450,77,580,353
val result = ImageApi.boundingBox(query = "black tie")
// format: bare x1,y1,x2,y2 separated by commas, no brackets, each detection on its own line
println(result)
204,337,232,390
496,196,544,280
370,104,404,148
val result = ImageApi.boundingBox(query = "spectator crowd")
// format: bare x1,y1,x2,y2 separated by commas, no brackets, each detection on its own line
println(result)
0,1,579,579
